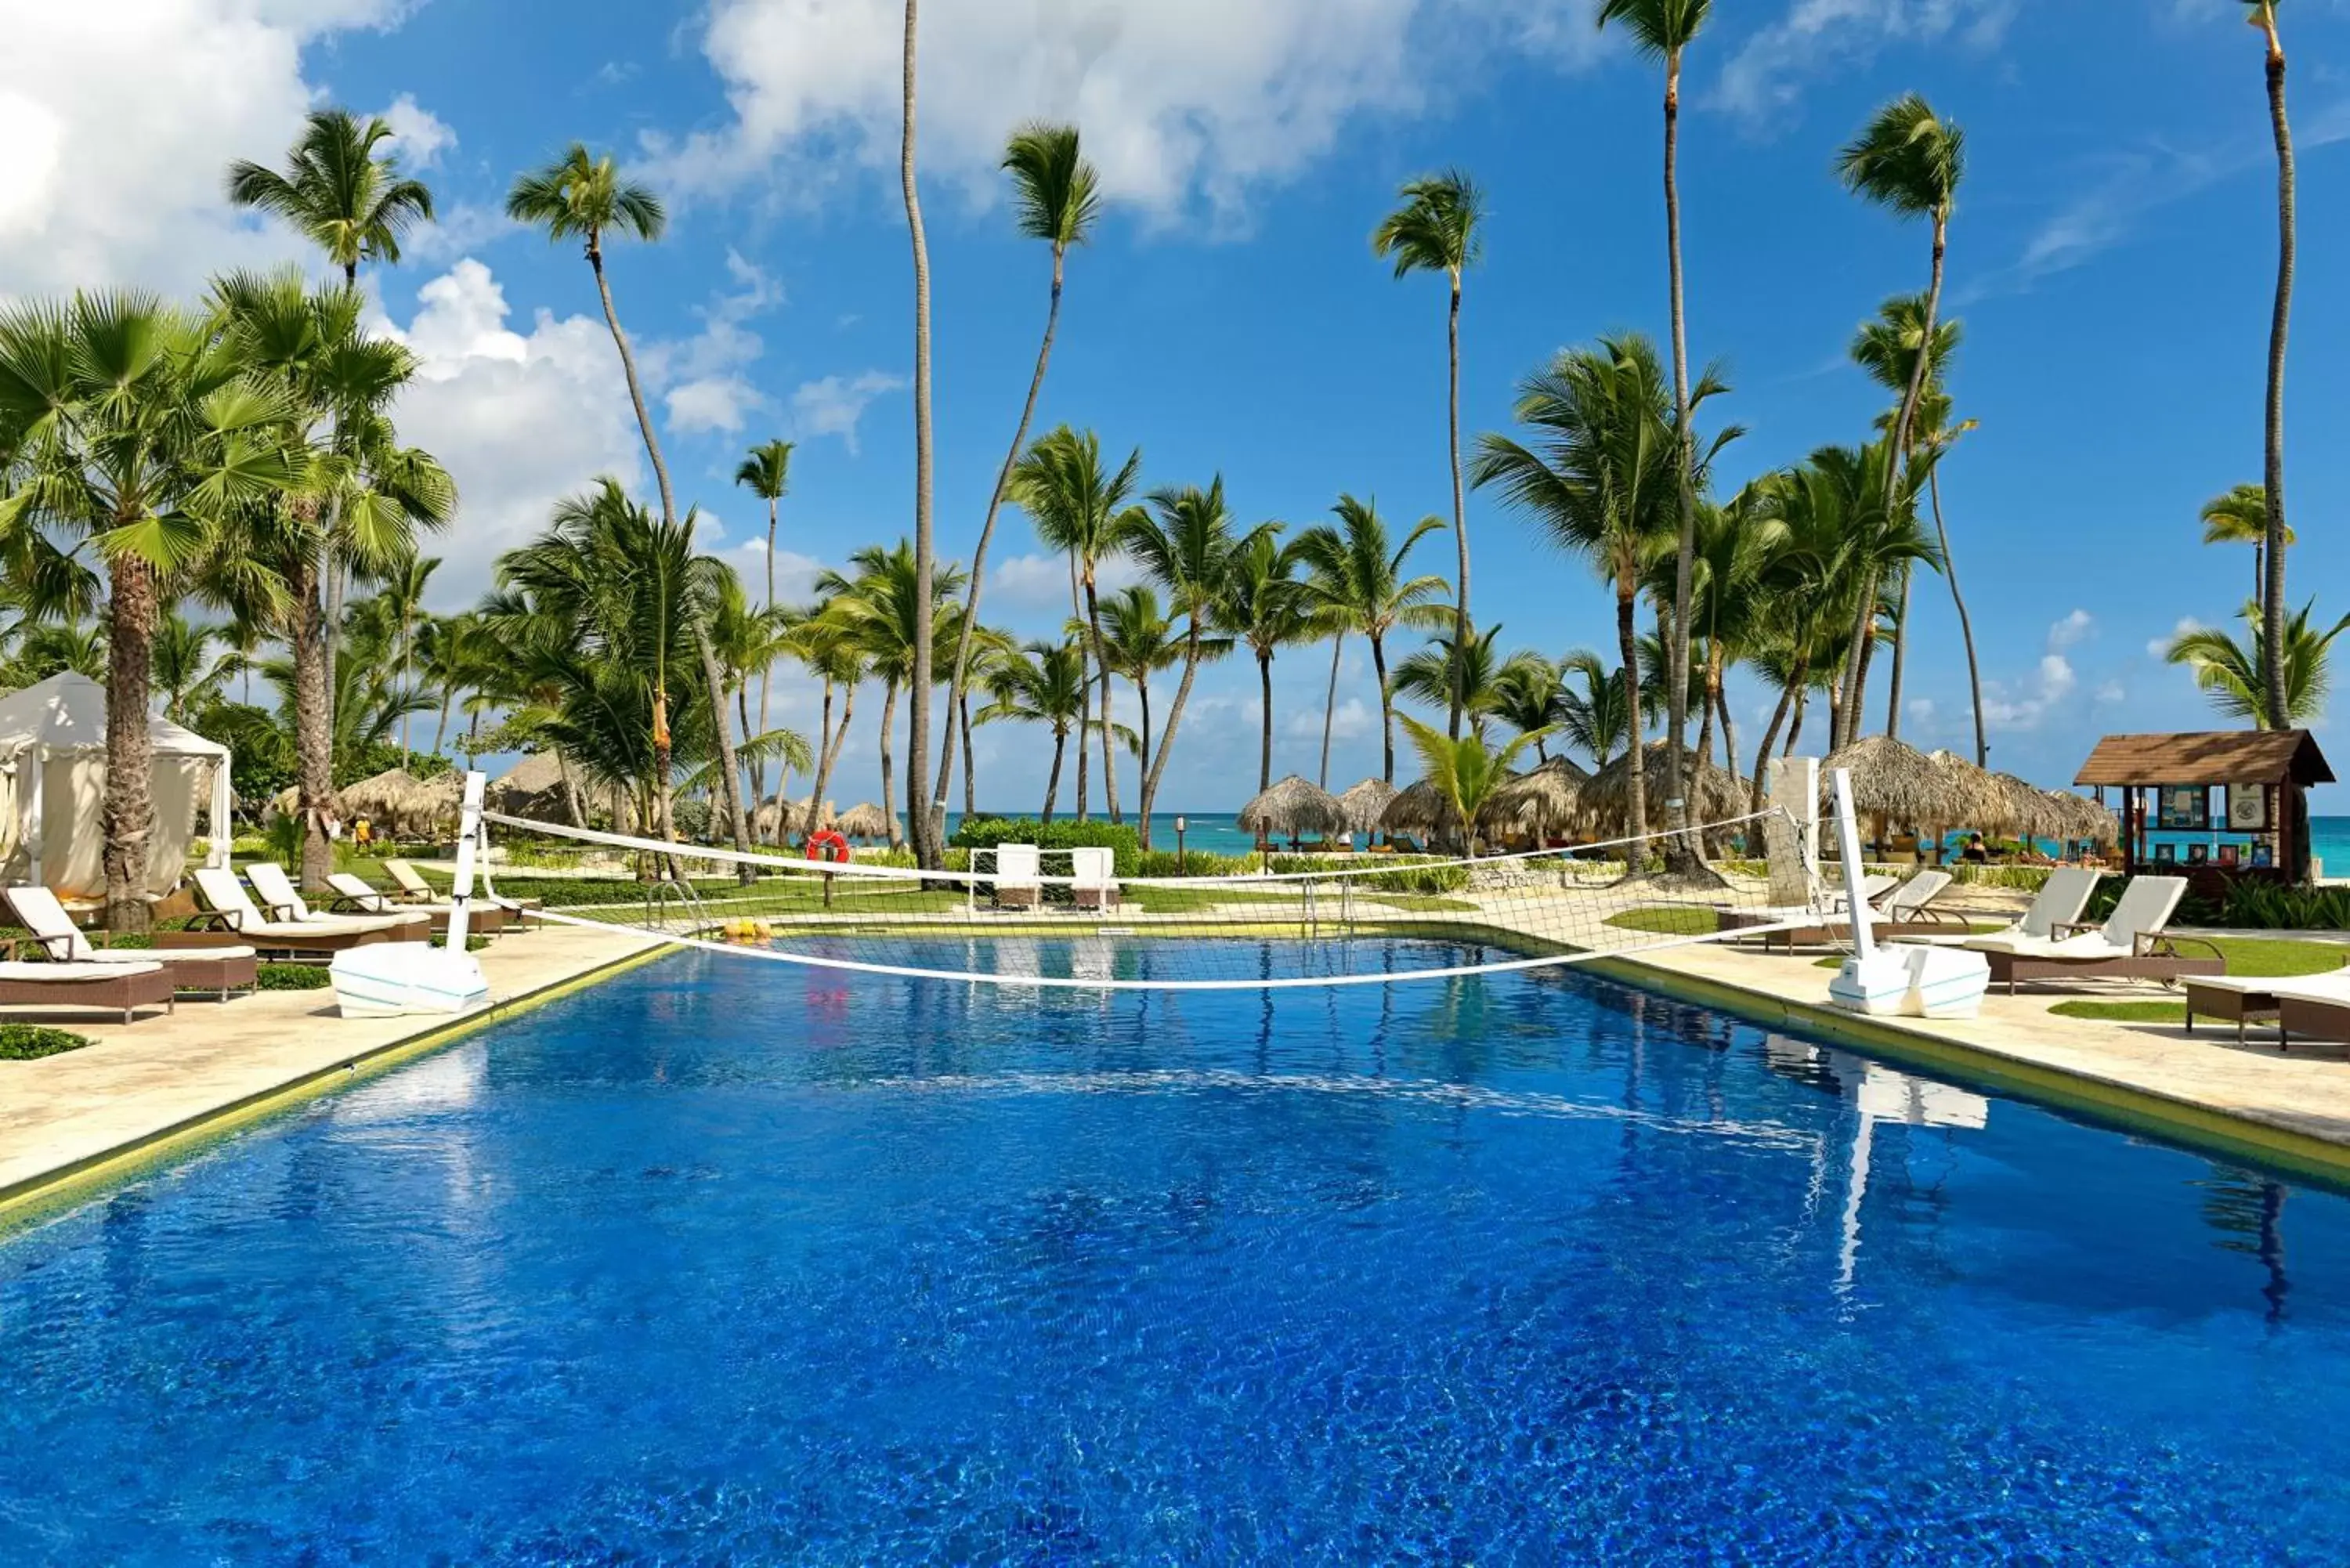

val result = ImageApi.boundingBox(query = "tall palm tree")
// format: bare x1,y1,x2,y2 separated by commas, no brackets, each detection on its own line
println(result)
2167,596,2345,728
1392,625,1507,738
0,292,301,928
815,541,967,851
936,123,1102,826
1598,0,1715,853
1010,426,1141,820
1094,585,1193,789
2248,0,2296,727
976,638,1091,822
226,108,436,285
1555,649,1630,769
1372,170,1484,740
1473,333,1730,865
787,610,871,844
1834,93,1965,749
508,143,752,862
1294,496,1451,785
1685,482,1785,778
898,0,944,865
1217,528,1312,792
1490,652,1565,761
1126,479,1251,847
733,436,794,804
375,553,439,765
2202,482,2293,616
1397,714,1553,856
152,611,233,724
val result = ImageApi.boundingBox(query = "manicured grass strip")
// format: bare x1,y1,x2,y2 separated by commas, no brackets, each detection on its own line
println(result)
1607,907,1723,937
2051,1000,2188,1025
2204,937,2348,978
0,1025,93,1060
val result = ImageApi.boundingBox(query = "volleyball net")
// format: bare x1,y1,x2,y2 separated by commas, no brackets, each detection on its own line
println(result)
468,799,1842,992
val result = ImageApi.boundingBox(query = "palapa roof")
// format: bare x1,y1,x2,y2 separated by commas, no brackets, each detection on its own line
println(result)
756,796,835,837
1484,754,1590,835
2074,730,2333,788
2043,789,2119,844
1238,775,1345,837
836,801,897,840
490,751,566,801
1818,735,1978,829
1335,778,1398,836
1585,742,1744,831
339,767,464,834
1924,748,2020,833
1380,777,1464,836
338,767,425,821
1990,771,2070,840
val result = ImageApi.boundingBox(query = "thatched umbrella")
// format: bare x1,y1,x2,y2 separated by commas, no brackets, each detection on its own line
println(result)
2044,789,2118,847
1380,777,1462,840
1925,749,2019,836
1484,755,1590,839
837,801,896,841
1587,742,1744,837
490,752,573,822
1816,735,1943,830
1991,771,2070,842
1238,775,1345,844
1335,778,1398,838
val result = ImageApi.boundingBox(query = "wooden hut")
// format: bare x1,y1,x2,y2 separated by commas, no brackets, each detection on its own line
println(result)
2075,730,2333,887
1379,778,1462,844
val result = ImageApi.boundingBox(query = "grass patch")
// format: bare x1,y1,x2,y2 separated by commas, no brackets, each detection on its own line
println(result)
2204,936,2348,978
0,1024,93,1060
1607,907,1723,937
256,963,334,990
2050,1000,2188,1025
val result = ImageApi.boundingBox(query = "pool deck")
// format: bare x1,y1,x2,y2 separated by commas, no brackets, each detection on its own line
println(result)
0,923,665,1219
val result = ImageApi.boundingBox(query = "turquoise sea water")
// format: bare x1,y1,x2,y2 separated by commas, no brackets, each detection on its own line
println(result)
2315,817,2350,877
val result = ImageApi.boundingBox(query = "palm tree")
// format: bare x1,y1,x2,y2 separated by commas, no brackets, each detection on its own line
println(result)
1217,528,1313,792
786,610,871,843
1094,585,1192,789
1391,625,1507,737
815,541,967,851
1294,496,1451,785
1834,93,1965,749
1372,170,1484,739
1010,426,1142,820
977,639,1092,821
936,124,1102,827
375,553,439,765
1473,333,1730,863
1126,480,1250,848
1555,649,1630,769
1397,714,1553,855
1686,482,1786,778
1491,652,1564,761
226,108,435,285
1598,0,1716,852
0,292,300,928
508,144,752,862
898,0,943,865
2202,482,2294,613
2248,0,2296,728
733,437,794,804
2167,596,2345,727
151,611,233,723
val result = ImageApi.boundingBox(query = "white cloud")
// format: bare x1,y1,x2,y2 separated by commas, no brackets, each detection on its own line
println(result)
790,370,906,453
1907,697,1935,722
407,201,523,263
983,552,1147,617
731,542,828,605
0,0,408,298
1712,0,2017,124
1288,697,1371,742
642,249,788,435
2148,616,2203,660
2095,681,2125,704
378,260,645,607
649,0,1604,224
378,92,454,169
2048,609,2094,650
1979,615,2099,732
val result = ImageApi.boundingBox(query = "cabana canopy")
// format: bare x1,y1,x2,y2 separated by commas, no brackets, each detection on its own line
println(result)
1586,742,1743,836
0,672,231,898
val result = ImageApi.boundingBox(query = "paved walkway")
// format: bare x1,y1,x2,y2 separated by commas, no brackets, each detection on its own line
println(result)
0,923,663,1212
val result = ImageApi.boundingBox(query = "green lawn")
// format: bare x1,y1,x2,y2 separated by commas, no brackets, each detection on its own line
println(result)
2018,937,2345,1027
1606,906,1724,938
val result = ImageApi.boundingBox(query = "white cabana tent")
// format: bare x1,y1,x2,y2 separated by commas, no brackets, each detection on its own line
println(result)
0,672,232,900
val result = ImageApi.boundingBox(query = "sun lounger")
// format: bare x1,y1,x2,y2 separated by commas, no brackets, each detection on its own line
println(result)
1954,867,2102,954
244,863,431,939
1072,847,1121,912
324,873,509,936
2280,988,2350,1047
1976,876,2222,994
164,868,414,956
1729,874,1904,952
992,844,1042,911
0,957,174,1024
4,886,257,1000
2186,969,2350,1046
385,858,539,924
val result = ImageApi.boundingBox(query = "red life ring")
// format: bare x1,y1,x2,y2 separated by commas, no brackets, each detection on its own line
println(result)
804,829,852,865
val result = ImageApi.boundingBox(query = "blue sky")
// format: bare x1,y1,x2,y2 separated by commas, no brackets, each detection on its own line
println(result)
9,0,2349,813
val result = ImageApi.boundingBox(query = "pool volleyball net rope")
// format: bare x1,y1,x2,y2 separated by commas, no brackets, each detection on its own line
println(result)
472,801,1840,992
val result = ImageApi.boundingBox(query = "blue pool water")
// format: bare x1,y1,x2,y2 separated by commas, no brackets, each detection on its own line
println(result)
5,942,2350,1562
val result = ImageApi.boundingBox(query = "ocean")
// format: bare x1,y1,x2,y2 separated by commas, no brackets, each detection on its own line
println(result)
944,811,1263,857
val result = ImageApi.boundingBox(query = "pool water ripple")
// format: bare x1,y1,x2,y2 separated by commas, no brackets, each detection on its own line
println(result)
1,941,2348,1563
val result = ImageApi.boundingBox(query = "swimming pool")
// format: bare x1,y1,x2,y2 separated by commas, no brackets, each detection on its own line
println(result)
3,939,2348,1561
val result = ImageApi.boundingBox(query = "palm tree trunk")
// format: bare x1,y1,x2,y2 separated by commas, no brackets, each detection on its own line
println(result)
1616,589,1648,864
1139,626,1208,853
755,493,779,807
1695,641,1719,768
1069,555,1090,822
432,690,453,759
1659,47,1700,875
1084,574,1120,823
1719,686,1741,789
1257,650,1275,792
1318,631,1344,788
808,684,855,840
1445,273,1470,742
1924,470,1989,768
1041,732,1065,823
692,627,754,880
1852,623,1878,741
101,555,161,931
936,240,1068,818
900,0,941,866
1884,564,1911,739
1750,674,1799,814
2259,5,2295,729
1372,632,1395,783
877,680,901,851
960,692,976,817
557,753,584,829
1137,675,1155,795
289,554,336,894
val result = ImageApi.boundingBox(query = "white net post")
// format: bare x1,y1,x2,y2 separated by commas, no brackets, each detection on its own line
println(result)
446,769,486,951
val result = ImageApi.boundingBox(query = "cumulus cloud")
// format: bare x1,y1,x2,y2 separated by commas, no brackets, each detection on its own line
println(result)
378,92,454,168
1712,0,2017,125
790,370,907,453
729,540,828,605
1979,612,2103,732
1287,697,1371,742
652,249,787,435
648,0,1605,223
0,1,412,298
2148,616,2204,660
377,260,645,607
984,551,1146,616
2048,609,2094,650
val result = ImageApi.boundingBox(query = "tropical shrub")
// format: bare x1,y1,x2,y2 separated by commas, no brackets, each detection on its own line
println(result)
257,963,334,990
0,1025,92,1060
1267,853,1470,894
1133,849,1256,879
2219,880,2350,932
950,817,1141,876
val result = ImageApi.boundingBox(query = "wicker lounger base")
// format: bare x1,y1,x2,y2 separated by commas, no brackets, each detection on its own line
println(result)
2280,995,2350,1046
2184,981,2284,1047
157,926,402,958
0,968,175,1024
1987,952,2225,994
152,951,261,1000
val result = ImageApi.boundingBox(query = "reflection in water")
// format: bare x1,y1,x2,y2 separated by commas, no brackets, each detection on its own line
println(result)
2199,1172,2293,1326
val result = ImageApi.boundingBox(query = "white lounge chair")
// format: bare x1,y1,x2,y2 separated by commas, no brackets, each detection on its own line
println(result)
4,886,258,1000
992,844,1042,910
1972,876,2222,993
172,867,414,956
1954,866,2102,953
385,857,539,923
1730,873,1903,952
245,862,430,939
324,873,509,936
1072,847,1121,912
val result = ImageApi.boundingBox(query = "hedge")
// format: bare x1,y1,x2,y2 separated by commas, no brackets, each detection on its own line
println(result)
0,1024,92,1060
258,963,334,990
949,818,1141,876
